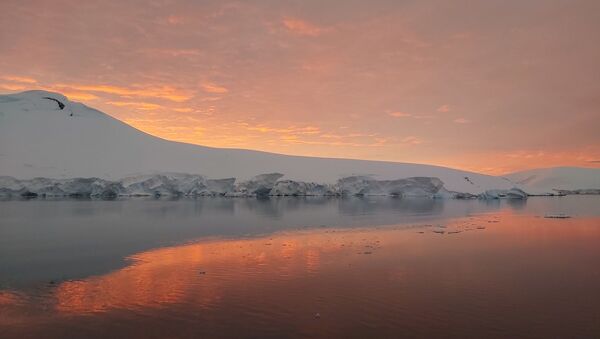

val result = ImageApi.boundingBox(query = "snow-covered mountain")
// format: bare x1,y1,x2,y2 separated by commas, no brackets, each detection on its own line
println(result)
506,167,600,195
0,90,562,197
0,90,517,196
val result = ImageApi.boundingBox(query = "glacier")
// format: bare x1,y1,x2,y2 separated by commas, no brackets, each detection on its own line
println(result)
0,90,597,198
506,167,600,195
0,90,519,195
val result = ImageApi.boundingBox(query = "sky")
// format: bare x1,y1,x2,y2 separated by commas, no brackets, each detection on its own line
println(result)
1,0,599,175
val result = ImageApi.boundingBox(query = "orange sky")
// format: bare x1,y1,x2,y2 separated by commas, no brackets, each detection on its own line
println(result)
1,0,599,174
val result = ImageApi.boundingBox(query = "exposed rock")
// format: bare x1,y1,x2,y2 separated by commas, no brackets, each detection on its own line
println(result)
42,97,65,110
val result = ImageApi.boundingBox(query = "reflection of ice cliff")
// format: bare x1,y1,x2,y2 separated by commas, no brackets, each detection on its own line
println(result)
0,173,527,199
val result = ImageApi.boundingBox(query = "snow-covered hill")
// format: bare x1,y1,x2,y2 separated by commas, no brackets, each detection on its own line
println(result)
0,90,521,196
506,167,600,195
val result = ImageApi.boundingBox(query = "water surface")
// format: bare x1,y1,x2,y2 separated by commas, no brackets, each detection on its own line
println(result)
1,196,599,338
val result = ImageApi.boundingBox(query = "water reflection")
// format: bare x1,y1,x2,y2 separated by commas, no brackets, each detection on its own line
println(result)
2,213,600,338
2,196,600,289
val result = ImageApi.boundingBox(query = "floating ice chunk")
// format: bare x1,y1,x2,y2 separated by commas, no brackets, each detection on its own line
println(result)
544,213,571,219
504,188,528,199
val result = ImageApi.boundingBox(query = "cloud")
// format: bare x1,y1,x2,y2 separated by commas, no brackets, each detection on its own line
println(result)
166,15,184,25
201,83,229,94
388,111,412,118
52,84,192,102
107,101,162,110
173,107,194,113
282,18,325,37
388,111,434,120
142,48,202,57
437,105,450,113
1,76,37,84
0,83,27,91
453,118,470,124
504,150,546,159
62,92,99,101
241,123,321,135
400,136,423,145
0,75,38,92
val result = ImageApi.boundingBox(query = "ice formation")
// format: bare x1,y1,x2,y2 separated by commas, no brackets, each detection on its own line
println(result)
336,176,445,197
1,90,597,198
0,90,521,195
0,173,531,199
480,188,528,200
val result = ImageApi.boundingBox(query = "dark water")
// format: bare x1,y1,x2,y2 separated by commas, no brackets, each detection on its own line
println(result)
1,196,599,338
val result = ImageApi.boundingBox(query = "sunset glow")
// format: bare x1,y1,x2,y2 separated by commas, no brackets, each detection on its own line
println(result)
1,1,599,174
5,213,598,319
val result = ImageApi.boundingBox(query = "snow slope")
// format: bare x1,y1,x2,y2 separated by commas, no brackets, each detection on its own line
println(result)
0,90,518,195
506,167,600,194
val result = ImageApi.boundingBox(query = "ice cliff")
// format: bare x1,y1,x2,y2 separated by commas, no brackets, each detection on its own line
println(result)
0,173,527,199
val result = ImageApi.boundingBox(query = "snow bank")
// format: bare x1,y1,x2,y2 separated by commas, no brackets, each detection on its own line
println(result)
4,90,594,197
506,167,600,195
0,90,521,195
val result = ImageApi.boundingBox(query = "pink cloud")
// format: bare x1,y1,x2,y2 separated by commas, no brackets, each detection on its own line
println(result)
388,111,412,118
401,136,424,145
437,105,450,113
1,76,37,84
201,83,229,94
282,17,325,37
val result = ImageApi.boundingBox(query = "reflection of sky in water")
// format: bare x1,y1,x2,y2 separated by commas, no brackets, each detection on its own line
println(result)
0,196,599,287
1,211,600,338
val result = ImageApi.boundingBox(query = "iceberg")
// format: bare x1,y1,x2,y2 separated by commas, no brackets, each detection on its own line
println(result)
480,188,528,200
